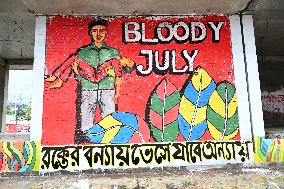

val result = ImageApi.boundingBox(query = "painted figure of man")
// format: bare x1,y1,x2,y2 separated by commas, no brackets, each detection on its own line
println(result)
45,19,134,143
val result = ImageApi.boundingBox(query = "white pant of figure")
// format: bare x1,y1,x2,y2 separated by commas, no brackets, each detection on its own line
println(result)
80,89,115,131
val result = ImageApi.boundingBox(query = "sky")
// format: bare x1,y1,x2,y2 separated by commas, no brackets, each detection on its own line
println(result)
7,70,33,105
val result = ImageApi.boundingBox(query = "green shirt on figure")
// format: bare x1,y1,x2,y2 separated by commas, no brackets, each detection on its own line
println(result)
76,43,120,90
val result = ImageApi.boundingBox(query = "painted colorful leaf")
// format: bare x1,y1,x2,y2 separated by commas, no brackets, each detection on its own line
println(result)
85,112,150,144
146,78,180,142
207,81,239,140
178,66,216,141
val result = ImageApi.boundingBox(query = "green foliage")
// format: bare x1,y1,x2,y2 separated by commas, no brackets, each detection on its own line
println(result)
16,103,31,121
6,105,15,115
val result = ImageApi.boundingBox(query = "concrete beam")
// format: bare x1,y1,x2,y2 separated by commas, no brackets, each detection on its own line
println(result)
3,0,251,16
0,58,5,66
6,59,33,65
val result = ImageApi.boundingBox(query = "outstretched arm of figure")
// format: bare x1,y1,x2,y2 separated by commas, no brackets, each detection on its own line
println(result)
45,54,77,82
45,54,80,89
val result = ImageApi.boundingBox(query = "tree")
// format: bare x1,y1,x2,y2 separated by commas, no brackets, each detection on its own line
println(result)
17,103,31,121
6,105,15,115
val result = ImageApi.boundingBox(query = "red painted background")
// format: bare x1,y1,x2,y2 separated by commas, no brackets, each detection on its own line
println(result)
43,16,238,145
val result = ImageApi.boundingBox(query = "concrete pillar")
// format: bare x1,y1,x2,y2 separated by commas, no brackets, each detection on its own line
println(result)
241,15,265,138
0,58,8,132
30,16,46,141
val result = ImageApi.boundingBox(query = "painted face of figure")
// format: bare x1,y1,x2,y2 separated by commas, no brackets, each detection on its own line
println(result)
91,25,107,43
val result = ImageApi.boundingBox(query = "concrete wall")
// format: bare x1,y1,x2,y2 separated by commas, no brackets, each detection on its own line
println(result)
0,14,281,173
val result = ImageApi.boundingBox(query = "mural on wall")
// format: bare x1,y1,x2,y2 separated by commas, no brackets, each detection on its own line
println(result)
0,141,40,172
0,16,282,173
254,137,284,163
43,15,240,146
40,15,248,170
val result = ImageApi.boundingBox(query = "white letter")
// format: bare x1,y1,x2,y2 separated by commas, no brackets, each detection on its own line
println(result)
156,22,174,42
124,22,141,42
155,50,170,71
182,49,199,71
141,23,158,43
191,22,206,42
172,50,188,73
173,21,190,41
137,50,153,75
208,22,224,42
